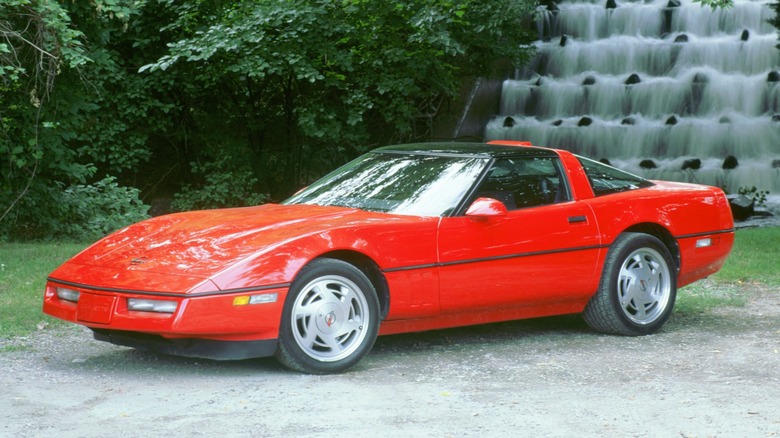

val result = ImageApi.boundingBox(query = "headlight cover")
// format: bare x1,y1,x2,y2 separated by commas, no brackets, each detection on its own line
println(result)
56,287,81,303
127,298,178,313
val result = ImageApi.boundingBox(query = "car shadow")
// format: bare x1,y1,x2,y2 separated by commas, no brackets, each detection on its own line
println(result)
67,343,287,376
372,313,591,355
59,311,712,375
60,314,589,375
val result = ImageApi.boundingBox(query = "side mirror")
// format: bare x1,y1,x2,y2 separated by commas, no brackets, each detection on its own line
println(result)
465,197,508,218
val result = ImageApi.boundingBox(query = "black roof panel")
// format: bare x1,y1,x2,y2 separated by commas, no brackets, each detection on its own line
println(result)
374,142,558,158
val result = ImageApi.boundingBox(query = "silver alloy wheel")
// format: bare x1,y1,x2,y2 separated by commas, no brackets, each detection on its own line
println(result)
617,247,672,325
290,274,370,362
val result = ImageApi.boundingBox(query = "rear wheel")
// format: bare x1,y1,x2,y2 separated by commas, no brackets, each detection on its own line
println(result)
276,258,379,374
583,232,677,335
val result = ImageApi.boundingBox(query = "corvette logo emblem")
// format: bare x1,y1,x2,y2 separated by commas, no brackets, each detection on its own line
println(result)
325,312,337,327
130,257,148,265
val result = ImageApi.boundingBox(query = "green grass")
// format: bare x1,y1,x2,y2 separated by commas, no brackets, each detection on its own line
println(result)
676,281,747,314
0,227,777,339
676,227,780,314
0,344,32,353
710,227,780,286
0,243,87,338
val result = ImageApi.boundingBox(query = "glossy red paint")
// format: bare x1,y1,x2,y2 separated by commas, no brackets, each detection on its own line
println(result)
43,142,734,362
464,197,509,217
486,140,533,147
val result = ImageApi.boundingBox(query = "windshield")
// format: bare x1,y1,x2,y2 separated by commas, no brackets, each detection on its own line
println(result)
284,152,488,216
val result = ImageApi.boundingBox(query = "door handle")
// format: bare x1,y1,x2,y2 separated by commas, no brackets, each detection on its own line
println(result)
568,215,587,224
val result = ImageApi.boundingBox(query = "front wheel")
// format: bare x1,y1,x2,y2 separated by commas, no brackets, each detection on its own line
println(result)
583,232,677,336
276,258,380,374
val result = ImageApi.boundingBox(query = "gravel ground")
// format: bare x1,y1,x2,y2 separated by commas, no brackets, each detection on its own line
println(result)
2,281,779,437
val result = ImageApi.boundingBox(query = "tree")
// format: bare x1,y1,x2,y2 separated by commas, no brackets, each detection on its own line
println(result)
1,0,538,240
1,1,90,227
1,0,150,240
142,0,537,194
771,0,780,49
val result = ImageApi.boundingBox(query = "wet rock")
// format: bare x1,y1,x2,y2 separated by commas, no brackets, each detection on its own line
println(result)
773,114,780,122
578,116,593,127
666,115,678,125
621,117,635,125
640,159,657,169
552,119,563,126
625,73,642,85
768,71,780,82
722,155,739,170
741,29,750,41
535,77,544,86
682,158,701,170
503,117,516,128
719,115,731,124
689,74,708,115
663,1,680,35
674,34,689,43
606,0,617,9
773,159,780,169
693,73,709,84
728,195,754,221
560,34,568,47
600,158,612,166
546,1,560,11
582,76,596,86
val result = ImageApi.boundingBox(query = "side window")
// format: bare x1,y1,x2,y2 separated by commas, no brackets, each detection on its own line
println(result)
475,157,570,210
577,156,653,197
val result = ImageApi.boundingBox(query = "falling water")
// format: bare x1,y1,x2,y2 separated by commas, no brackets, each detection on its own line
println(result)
485,0,780,207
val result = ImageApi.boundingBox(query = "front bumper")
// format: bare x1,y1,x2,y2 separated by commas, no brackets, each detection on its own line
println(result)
43,279,289,344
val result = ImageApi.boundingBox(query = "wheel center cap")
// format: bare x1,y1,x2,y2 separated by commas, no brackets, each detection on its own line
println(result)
324,311,337,328
639,279,648,292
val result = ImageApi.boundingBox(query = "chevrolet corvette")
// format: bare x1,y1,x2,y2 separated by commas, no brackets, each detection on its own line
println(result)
43,141,734,373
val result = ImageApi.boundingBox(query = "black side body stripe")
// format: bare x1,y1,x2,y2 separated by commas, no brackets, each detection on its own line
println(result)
674,228,735,240
383,244,607,273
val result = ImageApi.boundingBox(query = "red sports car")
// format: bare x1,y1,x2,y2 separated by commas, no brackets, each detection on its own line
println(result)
43,141,734,373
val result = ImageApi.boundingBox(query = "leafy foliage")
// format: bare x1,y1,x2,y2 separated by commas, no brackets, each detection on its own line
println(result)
142,0,537,193
5,176,148,242
1,0,153,241
737,186,769,207
56,176,150,241
771,1,780,49
172,150,268,212
1,0,537,241
692,0,734,9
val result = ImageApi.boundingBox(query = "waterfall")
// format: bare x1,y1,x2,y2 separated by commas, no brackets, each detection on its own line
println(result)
485,0,780,207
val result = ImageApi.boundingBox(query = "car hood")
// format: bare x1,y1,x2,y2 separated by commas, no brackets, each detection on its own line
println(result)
65,203,370,281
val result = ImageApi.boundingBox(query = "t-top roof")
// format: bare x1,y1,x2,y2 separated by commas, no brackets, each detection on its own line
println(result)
374,142,558,159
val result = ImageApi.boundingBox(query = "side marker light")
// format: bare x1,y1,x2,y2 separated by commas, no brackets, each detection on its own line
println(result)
233,293,278,306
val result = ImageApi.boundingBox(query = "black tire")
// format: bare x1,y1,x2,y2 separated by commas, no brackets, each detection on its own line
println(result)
583,232,677,336
276,258,380,374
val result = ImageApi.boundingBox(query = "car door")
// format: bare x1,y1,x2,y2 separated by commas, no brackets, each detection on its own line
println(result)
436,156,602,314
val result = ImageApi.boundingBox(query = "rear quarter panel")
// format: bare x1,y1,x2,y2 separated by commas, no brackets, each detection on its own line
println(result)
584,182,734,287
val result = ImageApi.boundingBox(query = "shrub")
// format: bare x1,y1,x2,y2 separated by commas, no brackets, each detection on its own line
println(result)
172,153,268,212
56,176,150,241
0,176,149,242
737,186,769,207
